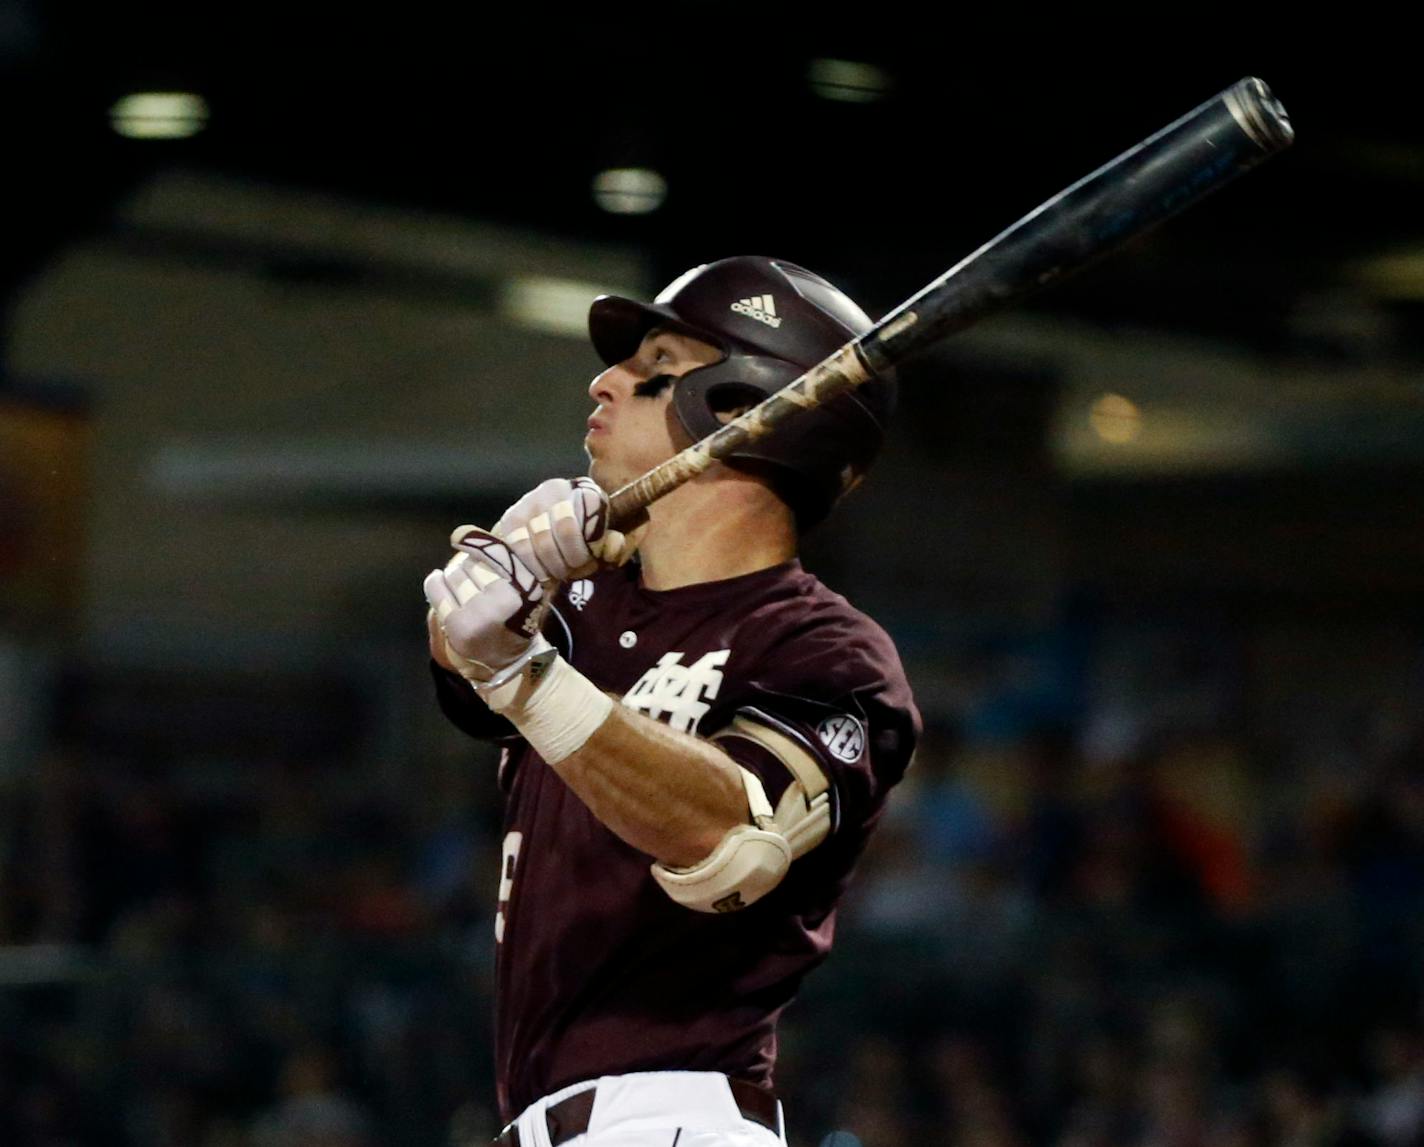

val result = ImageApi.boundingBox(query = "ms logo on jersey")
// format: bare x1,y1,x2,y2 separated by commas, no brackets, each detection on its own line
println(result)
817,714,865,762
622,650,731,733
568,579,594,610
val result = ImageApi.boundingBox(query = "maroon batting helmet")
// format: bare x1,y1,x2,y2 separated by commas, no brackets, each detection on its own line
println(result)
587,256,896,529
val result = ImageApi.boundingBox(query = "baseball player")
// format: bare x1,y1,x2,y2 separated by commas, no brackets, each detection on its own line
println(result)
424,257,920,1147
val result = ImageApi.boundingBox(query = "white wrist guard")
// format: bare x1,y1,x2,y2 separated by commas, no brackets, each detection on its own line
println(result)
476,647,613,764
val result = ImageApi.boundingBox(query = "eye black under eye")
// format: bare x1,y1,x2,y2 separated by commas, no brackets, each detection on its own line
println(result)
633,373,675,398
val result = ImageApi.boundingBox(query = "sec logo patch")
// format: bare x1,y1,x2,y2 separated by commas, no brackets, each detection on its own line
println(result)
817,714,865,763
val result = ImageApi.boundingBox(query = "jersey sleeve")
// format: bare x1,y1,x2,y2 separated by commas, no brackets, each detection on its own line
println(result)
429,661,520,742
709,613,919,838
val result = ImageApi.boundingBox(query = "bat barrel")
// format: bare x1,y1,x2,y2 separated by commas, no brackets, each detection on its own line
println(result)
606,77,1293,528
860,76,1294,376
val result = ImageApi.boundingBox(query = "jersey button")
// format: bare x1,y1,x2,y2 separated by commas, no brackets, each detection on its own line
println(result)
619,630,637,649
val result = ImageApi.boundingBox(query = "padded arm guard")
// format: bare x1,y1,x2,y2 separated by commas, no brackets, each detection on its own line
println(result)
650,716,833,913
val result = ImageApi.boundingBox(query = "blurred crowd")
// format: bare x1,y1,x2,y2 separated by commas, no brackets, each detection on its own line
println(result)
786,714,1424,1147
3,621,1424,1147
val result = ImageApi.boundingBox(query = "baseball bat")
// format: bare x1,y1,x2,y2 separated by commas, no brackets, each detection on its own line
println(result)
607,76,1293,529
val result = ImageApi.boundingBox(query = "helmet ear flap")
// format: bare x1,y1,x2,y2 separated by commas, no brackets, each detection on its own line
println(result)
671,355,803,444
704,382,768,420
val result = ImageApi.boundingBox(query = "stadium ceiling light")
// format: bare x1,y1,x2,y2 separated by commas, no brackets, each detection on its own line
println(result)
591,168,667,216
1089,392,1143,445
807,59,892,104
501,276,623,337
109,91,209,140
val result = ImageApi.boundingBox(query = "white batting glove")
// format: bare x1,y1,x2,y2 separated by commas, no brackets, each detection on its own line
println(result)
423,527,551,689
493,477,636,584
425,523,616,761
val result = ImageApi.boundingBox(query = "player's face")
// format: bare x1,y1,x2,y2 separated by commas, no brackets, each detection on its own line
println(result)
584,328,722,491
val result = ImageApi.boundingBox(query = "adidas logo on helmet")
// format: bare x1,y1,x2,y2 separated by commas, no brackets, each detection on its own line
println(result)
730,294,782,329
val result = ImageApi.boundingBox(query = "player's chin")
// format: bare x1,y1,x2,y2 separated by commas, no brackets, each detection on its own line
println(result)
583,452,615,493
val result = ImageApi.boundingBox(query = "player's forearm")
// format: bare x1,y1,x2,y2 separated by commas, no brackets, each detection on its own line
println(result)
551,705,748,868
454,626,749,866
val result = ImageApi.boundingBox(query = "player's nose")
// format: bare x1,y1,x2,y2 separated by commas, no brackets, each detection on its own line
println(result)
588,365,628,404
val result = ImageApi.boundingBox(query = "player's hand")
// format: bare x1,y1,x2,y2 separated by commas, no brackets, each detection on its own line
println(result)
423,528,549,685
493,477,636,584
426,606,461,672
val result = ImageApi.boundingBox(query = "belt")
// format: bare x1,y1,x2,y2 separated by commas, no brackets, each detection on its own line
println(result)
494,1078,780,1147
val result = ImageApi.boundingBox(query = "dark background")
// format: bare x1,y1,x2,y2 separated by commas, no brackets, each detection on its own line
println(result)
6,12,1416,349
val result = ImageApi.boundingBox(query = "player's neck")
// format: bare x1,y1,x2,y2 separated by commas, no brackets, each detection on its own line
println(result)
635,469,797,591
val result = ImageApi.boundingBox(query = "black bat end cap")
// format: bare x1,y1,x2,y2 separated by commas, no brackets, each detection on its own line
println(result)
1230,77,1295,152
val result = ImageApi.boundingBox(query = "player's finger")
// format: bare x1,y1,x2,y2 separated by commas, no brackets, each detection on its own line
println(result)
569,477,609,545
442,551,473,596
506,510,558,583
441,577,528,650
540,500,589,570
591,528,633,566
423,569,461,623
441,554,498,606
493,479,570,538
493,478,567,537
525,506,587,582
452,527,542,597
499,484,568,582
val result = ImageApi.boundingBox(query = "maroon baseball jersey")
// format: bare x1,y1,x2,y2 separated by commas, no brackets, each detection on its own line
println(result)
432,558,919,1120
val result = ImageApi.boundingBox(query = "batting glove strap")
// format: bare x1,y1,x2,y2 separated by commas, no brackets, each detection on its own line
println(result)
469,634,555,693
478,650,613,765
